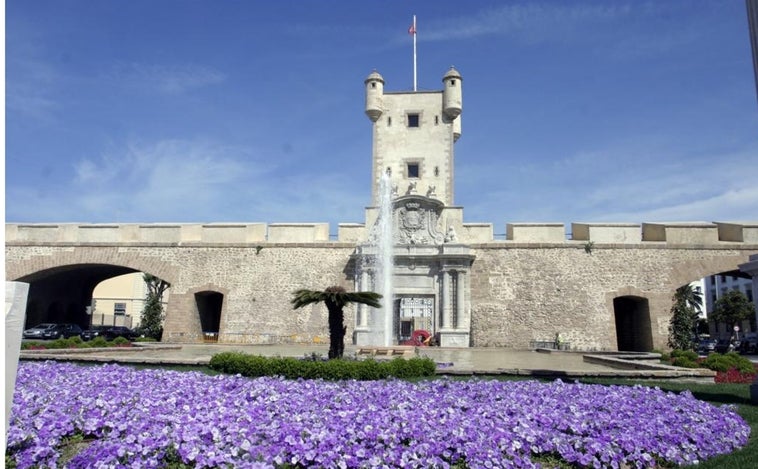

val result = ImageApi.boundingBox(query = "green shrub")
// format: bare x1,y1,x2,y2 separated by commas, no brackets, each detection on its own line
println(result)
20,341,46,350
702,352,755,374
208,352,437,381
670,349,698,361
671,357,699,369
112,337,131,346
88,337,109,348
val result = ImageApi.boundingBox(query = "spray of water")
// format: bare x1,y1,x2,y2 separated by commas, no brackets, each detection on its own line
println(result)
376,173,394,346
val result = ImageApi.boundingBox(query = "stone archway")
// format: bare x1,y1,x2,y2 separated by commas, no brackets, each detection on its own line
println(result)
15,264,140,330
195,291,224,342
7,247,179,333
613,296,653,352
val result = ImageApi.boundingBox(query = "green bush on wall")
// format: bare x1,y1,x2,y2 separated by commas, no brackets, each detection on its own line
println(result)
208,352,437,381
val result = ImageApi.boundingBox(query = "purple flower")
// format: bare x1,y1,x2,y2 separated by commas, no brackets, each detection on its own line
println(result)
6,362,750,468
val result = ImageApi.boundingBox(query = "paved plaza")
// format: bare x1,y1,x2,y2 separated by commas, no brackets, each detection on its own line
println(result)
18,343,724,381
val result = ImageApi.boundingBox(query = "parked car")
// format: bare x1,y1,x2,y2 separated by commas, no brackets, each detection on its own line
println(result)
697,338,717,354
41,323,83,340
22,323,57,340
715,338,738,354
102,326,140,341
80,325,111,341
738,336,758,354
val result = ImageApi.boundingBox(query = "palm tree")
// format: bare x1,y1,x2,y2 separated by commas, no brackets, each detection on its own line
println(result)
667,284,703,351
291,286,382,359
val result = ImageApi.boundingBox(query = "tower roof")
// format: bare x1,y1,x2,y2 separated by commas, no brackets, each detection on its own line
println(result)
365,70,384,84
443,66,461,81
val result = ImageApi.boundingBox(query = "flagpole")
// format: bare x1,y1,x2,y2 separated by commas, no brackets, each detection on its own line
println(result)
412,15,417,91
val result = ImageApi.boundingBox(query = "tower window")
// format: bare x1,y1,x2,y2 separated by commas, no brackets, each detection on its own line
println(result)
388,116,392,126
407,113,419,127
371,82,376,88
435,115,439,125
407,163,419,178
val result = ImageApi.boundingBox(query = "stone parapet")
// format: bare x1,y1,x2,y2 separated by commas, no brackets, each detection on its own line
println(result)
7,221,758,246
716,222,758,243
267,223,329,243
461,223,493,243
572,223,641,243
338,224,366,243
642,222,719,244
506,223,566,242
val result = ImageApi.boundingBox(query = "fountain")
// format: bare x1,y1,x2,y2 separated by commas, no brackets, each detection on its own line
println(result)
359,172,394,346
376,172,394,346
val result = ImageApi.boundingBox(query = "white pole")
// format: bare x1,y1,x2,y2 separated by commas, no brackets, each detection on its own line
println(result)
412,15,417,92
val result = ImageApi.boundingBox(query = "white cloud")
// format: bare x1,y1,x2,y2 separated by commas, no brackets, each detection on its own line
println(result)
457,140,758,226
596,186,758,223
420,3,632,43
7,137,369,226
108,62,226,94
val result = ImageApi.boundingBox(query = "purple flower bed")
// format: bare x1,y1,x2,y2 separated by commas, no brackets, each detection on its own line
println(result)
8,361,750,468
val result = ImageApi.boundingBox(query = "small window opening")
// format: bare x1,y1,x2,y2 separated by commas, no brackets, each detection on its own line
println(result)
434,166,439,177
408,163,420,178
386,167,391,175
451,79,456,86
114,302,127,315
388,116,392,126
371,83,376,88
435,115,439,125
408,114,419,127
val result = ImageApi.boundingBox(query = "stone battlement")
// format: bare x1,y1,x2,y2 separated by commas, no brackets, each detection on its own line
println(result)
6,221,758,245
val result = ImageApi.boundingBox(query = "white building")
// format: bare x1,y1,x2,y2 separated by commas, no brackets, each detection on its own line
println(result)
702,273,755,338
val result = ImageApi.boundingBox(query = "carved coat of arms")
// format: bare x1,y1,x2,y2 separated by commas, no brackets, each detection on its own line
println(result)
396,198,444,244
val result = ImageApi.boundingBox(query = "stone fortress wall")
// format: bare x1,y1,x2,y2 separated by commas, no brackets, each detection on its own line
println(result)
7,220,758,245
6,221,758,351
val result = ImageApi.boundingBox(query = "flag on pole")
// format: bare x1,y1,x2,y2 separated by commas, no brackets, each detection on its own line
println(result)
410,15,417,91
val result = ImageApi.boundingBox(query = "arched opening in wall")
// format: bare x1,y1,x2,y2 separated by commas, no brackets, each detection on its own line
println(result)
16,265,171,340
195,291,224,343
613,296,653,352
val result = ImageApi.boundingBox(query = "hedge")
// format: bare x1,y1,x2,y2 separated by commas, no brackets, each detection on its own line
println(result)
208,352,437,380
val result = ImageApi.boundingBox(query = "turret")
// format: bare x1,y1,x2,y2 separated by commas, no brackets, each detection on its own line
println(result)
364,70,384,122
442,67,462,120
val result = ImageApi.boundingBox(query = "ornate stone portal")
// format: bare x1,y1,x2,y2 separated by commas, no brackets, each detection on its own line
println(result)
356,67,472,347
354,194,474,347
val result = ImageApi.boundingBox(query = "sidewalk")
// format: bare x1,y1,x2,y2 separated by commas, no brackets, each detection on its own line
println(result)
19,343,717,382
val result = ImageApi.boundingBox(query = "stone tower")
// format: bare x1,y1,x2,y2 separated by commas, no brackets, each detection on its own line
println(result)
364,67,463,206
355,68,473,348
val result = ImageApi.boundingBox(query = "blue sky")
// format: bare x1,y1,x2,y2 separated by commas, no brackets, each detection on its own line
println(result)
6,0,758,234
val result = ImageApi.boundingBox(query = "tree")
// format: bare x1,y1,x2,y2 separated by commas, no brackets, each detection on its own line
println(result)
291,286,381,359
711,290,755,333
139,274,171,340
667,284,703,351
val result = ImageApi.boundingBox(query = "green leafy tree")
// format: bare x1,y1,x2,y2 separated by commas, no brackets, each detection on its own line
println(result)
139,274,171,340
291,286,381,359
667,284,703,351
711,290,755,332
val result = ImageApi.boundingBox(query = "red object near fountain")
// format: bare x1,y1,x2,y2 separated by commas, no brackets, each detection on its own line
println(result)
401,329,432,346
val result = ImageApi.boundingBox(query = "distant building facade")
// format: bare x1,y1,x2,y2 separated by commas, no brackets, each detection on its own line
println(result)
91,273,169,329
702,273,756,338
